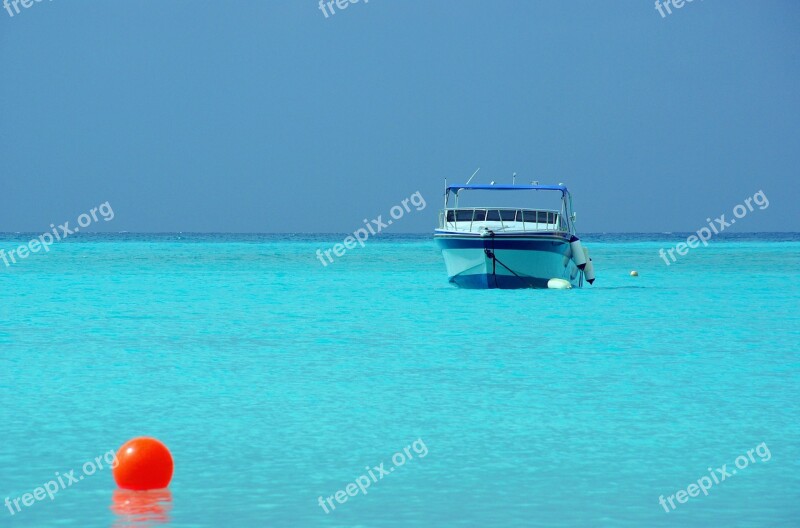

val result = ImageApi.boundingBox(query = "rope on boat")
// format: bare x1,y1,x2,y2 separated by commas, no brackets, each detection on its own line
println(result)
484,232,527,287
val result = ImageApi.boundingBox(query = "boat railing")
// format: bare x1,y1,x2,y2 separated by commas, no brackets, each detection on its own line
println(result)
437,208,567,233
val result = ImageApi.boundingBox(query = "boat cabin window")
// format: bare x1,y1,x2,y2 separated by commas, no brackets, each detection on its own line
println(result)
446,209,560,226
486,210,518,222
522,211,557,224
447,210,482,222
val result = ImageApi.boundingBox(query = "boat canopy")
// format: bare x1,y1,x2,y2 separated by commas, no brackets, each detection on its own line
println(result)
446,184,568,195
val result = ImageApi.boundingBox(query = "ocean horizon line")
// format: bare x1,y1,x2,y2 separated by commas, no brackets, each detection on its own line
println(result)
2,231,799,236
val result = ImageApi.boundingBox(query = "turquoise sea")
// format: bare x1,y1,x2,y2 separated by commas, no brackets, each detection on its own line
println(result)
1,233,798,527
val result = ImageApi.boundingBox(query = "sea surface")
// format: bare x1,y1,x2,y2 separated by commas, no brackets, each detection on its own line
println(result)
1,233,798,528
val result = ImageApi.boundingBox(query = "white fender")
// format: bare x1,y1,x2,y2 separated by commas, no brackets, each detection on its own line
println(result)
570,236,587,269
583,248,595,285
547,278,572,289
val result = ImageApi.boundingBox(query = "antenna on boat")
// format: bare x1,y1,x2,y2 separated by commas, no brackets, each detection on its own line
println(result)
512,172,517,185
465,167,480,185
443,177,448,213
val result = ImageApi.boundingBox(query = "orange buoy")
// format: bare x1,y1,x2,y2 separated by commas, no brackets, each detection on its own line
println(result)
113,437,174,490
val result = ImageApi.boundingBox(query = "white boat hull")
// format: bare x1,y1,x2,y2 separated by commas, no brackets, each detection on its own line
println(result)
434,232,582,289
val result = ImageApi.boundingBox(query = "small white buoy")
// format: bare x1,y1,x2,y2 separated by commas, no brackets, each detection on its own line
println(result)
630,270,639,277
547,278,572,289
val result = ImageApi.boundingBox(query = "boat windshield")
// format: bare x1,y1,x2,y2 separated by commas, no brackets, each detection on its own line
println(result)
445,209,558,224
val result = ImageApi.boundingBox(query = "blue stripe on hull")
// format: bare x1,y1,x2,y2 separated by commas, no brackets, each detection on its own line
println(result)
434,235,569,252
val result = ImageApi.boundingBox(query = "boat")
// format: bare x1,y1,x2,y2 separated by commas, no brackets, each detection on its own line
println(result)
433,180,595,289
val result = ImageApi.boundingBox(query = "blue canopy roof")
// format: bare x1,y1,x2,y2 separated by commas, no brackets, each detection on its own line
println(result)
446,183,568,194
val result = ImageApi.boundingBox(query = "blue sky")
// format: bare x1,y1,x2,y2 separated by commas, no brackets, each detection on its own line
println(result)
1,0,798,232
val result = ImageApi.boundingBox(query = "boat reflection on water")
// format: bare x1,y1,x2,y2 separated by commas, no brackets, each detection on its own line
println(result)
111,488,172,527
